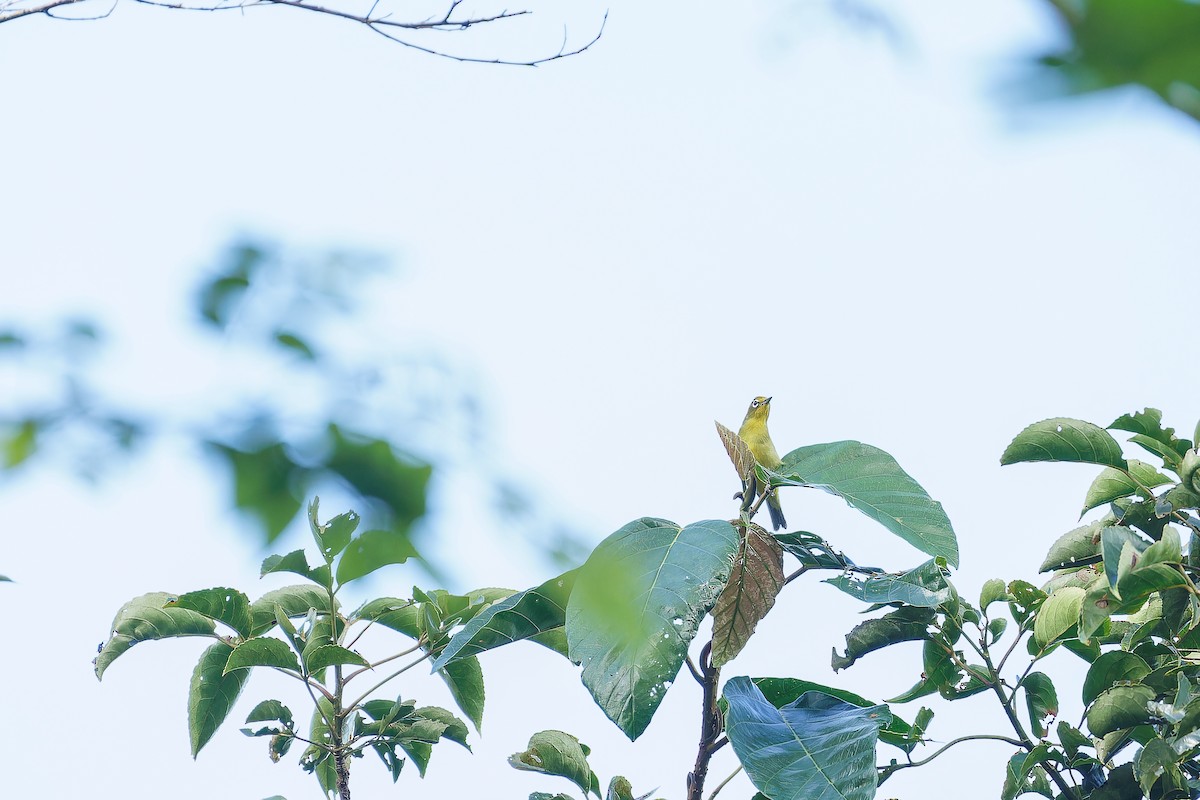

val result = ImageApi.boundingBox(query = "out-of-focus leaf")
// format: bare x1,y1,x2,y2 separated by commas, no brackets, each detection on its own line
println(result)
273,330,316,360
1002,418,1127,470
189,641,249,756
711,525,785,668
324,424,430,536
723,677,887,800
832,605,934,671
774,441,959,566
2,419,39,468
197,243,261,328
566,518,739,740
208,439,307,543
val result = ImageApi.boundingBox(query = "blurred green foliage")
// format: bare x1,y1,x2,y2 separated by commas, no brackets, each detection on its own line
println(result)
0,239,574,573
1036,0,1200,121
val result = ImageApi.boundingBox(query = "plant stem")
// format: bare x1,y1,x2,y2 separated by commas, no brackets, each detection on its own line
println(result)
687,641,721,800
707,765,742,800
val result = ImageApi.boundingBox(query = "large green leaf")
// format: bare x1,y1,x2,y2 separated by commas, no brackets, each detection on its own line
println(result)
566,518,739,740
169,588,252,639
439,655,485,732
432,571,575,671
1001,418,1127,470
95,592,217,679
825,559,951,608
711,525,784,668
189,641,250,756
1086,684,1156,736
335,528,418,585
1034,587,1085,648
1083,652,1152,705
773,441,959,567
723,677,887,800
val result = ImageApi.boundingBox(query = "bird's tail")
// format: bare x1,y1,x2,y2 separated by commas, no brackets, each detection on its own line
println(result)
767,494,786,531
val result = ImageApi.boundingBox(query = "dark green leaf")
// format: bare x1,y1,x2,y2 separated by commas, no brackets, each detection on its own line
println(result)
1001,418,1127,470
1023,672,1058,738
354,597,419,638
773,531,850,570
245,700,294,728
1086,684,1156,737
566,518,739,740
95,592,217,679
723,677,887,800
831,605,934,671
1039,517,1109,573
508,730,597,799
774,441,959,566
1001,749,1053,800
169,588,252,639
335,528,417,585
189,642,250,756
711,525,785,668
432,571,574,670
273,330,316,360
207,440,307,543
825,559,951,608
439,655,486,732
324,424,430,535
1134,737,1181,796
224,637,302,674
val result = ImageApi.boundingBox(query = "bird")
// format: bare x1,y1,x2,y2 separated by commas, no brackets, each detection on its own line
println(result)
738,396,787,531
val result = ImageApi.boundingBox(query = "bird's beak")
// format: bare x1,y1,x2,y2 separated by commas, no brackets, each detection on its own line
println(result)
765,397,772,404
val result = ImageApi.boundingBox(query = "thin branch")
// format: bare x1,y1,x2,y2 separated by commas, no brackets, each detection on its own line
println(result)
342,639,425,683
0,0,83,22
706,765,742,800
345,651,431,711
686,655,704,685
878,734,1027,779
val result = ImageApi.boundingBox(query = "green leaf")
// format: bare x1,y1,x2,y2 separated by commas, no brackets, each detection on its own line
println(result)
1134,737,1181,796
169,588,252,639
774,441,959,566
273,330,316,360
1001,418,1127,470
723,677,887,800
245,699,294,729
207,440,307,543
250,585,335,636
979,578,1008,610
1034,587,1084,648
302,644,369,672
324,424,430,539
831,605,934,671
711,525,785,668
1086,684,1156,737
439,655,485,732
335,528,417,585
718,677,922,755
307,499,359,563
1001,749,1053,800
224,637,302,674
1082,652,1152,705
1082,461,1173,515
433,572,575,670
1039,518,1109,572
1023,672,1058,738
261,550,330,588
825,559,951,608
189,641,249,756
508,730,598,798
566,518,739,740
773,531,850,570
95,592,217,679
2,419,38,468
1111,408,1191,464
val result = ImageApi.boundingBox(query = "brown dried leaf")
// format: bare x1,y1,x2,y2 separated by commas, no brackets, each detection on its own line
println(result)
711,523,785,668
716,421,756,485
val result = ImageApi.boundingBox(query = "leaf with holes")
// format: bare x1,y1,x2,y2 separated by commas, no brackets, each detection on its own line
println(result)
711,525,784,668
1001,418,1127,470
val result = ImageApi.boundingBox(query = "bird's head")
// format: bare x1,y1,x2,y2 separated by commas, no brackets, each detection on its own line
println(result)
743,395,772,423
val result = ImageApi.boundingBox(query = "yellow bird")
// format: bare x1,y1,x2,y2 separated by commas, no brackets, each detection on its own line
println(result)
738,396,787,531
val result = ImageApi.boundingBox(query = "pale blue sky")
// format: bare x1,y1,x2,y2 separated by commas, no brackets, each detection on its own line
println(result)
3,1,1199,798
